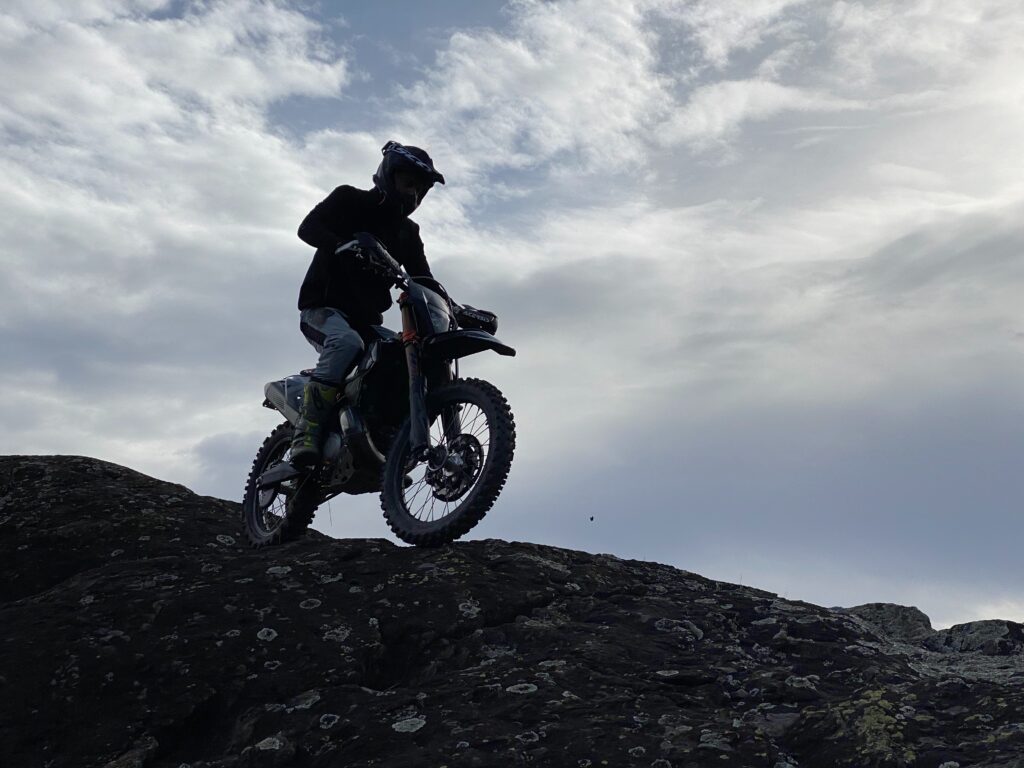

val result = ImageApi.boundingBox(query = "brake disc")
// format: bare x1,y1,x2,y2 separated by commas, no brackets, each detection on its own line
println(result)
431,434,483,501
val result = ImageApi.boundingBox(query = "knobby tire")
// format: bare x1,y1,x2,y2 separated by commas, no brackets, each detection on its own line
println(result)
380,377,516,546
242,422,320,548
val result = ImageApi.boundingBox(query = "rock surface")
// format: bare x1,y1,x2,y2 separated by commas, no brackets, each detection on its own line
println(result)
1,454,1023,768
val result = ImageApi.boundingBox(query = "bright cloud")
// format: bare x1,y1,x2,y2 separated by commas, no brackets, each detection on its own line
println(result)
1,0,1022,629
653,0,809,69
394,0,674,180
660,79,864,149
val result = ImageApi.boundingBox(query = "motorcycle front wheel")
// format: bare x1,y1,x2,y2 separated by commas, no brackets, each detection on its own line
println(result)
380,377,516,546
241,422,322,548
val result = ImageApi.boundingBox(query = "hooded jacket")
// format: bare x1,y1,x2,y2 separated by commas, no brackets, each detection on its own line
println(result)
296,185,434,325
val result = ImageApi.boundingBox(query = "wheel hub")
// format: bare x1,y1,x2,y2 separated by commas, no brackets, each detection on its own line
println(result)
429,434,483,501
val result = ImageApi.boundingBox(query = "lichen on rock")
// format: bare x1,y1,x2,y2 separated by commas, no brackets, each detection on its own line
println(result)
1,455,1021,768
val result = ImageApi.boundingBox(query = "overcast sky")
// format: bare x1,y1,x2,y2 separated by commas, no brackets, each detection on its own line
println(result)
2,0,1022,630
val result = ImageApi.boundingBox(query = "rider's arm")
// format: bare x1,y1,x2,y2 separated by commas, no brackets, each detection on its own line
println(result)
297,185,358,250
402,220,434,279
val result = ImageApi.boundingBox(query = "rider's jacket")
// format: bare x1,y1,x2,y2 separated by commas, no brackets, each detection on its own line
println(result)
297,185,433,325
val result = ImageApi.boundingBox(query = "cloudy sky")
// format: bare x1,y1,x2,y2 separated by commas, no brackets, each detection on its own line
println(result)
2,0,1022,629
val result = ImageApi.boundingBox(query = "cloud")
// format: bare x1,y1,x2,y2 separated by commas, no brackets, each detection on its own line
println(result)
0,1,346,141
106,1,348,110
0,0,171,26
659,79,864,150
1,0,1023,629
0,0,352,488
391,0,675,182
652,0,809,69
826,0,1024,89
193,430,269,500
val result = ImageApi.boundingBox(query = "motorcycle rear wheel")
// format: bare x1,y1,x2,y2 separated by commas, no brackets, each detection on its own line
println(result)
242,422,321,548
380,377,516,546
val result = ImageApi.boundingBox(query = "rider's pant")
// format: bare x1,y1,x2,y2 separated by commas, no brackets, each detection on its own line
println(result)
299,307,365,386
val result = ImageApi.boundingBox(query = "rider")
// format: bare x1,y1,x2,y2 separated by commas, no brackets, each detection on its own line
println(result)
290,140,445,467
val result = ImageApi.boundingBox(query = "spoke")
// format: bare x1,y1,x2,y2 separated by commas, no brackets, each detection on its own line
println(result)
257,443,295,532
443,413,462,444
446,418,462,442
405,484,430,509
406,475,429,492
464,408,484,435
405,476,432,508
410,488,430,519
427,491,439,522
400,444,434,516
395,398,497,523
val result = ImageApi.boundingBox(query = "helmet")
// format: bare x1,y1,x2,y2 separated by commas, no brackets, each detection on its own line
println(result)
372,140,445,216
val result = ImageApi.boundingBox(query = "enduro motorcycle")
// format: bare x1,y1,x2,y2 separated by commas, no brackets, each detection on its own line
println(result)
241,233,516,548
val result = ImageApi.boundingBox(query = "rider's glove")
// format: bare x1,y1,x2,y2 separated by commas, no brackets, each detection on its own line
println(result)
335,239,394,280
334,239,364,260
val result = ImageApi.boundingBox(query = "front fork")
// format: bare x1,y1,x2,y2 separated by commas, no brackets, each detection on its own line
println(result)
400,295,431,458
399,294,460,462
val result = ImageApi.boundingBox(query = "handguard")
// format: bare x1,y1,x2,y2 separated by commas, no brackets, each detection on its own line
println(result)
455,304,498,334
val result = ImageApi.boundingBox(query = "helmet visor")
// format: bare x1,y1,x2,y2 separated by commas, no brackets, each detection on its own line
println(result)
382,140,445,185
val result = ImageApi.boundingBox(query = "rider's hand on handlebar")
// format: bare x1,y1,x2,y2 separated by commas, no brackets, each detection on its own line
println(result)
334,239,364,260
335,239,395,280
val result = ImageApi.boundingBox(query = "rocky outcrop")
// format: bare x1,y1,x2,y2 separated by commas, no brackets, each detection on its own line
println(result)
1,455,1022,768
839,603,936,644
839,602,1024,657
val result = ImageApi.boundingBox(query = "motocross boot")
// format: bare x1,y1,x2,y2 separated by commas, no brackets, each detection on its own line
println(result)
290,379,341,468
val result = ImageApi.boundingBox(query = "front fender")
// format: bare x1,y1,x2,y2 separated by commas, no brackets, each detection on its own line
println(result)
423,329,516,361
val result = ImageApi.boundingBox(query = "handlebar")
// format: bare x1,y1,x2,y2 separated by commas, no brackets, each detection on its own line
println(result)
339,232,498,332
354,232,404,279
336,233,409,289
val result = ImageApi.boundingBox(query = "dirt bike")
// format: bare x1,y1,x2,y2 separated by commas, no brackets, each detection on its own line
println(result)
241,233,516,548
